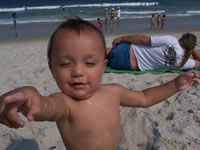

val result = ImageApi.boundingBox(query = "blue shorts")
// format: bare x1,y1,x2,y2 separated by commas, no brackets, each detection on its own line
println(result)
108,42,132,70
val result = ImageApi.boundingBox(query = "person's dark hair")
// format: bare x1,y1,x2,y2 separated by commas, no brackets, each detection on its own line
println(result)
177,33,197,69
12,13,16,17
47,18,107,62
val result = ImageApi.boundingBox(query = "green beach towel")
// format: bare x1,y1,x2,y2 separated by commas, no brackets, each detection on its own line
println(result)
104,67,200,75
118,147,124,150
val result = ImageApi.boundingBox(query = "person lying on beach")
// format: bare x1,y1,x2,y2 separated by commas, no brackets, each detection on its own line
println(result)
0,18,200,150
107,33,200,71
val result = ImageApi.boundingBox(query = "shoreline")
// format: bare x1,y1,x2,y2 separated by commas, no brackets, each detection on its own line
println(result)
1,15,200,40
1,27,200,50
1,23,200,50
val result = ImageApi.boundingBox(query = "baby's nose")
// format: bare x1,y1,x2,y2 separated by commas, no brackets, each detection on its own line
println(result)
71,64,84,77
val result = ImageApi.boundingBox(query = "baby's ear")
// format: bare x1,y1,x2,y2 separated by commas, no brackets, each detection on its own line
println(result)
48,61,52,71
48,61,54,77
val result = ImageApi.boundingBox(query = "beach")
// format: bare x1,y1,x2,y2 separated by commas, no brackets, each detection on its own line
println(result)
0,20,200,150
2,15,200,40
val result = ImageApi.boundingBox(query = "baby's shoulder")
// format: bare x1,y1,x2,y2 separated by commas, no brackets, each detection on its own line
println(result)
100,83,126,93
97,84,127,103
49,92,74,104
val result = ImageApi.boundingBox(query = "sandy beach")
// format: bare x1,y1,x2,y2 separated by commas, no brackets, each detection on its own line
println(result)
0,22,200,150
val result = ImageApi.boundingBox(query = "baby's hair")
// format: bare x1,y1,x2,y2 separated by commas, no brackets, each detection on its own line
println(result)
177,33,197,69
47,18,107,62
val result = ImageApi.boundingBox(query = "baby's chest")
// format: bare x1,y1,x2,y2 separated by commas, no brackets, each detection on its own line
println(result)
70,104,121,136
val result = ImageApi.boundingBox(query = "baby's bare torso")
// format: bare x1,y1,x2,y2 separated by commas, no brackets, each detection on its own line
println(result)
57,85,121,150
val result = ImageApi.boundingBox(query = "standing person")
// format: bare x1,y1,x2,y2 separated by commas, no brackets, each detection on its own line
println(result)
24,5,27,11
117,7,121,24
61,3,66,12
110,8,115,24
161,14,167,30
110,8,115,31
12,13,17,30
1,18,200,150
150,14,156,30
107,33,200,71
97,18,103,31
156,13,161,29
104,8,108,24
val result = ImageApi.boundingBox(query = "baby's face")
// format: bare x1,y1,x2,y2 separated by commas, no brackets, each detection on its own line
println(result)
49,29,107,100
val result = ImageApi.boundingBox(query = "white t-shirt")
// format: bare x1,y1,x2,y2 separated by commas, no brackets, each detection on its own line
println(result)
132,36,195,71
117,10,120,18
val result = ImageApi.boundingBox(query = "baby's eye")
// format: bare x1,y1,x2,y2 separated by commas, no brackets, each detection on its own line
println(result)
59,63,71,67
86,62,96,67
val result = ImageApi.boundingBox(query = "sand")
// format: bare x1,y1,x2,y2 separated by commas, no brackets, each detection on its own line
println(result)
0,29,200,150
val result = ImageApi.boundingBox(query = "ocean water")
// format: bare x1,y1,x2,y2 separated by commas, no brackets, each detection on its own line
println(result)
0,0,200,25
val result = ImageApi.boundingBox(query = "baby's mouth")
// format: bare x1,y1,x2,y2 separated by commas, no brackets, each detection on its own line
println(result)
71,82,87,89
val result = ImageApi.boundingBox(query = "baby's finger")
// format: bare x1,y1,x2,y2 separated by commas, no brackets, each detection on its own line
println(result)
0,114,21,128
192,79,200,85
187,70,200,78
0,117,15,128
4,92,25,104
0,97,6,113
27,111,35,121
5,105,25,128
192,71,200,79
186,71,200,84
26,104,41,121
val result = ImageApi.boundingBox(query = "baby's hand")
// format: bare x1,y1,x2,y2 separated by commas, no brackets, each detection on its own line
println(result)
175,70,200,91
0,87,42,128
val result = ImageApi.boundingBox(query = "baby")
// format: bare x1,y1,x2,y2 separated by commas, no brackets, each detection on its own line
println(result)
0,18,200,150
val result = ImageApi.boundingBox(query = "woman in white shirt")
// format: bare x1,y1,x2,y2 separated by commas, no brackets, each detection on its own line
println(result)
107,33,200,71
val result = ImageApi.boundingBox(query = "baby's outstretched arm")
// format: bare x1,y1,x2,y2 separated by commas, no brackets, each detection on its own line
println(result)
0,87,69,128
120,70,200,107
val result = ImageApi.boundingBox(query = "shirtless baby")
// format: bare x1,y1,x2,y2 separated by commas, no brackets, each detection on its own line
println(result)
0,18,200,150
